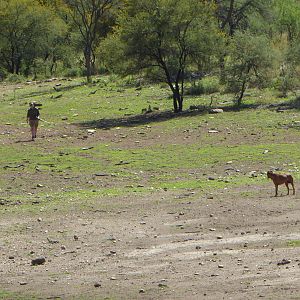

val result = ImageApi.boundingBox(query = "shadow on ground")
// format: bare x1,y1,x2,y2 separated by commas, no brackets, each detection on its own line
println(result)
76,102,260,130
76,97,300,130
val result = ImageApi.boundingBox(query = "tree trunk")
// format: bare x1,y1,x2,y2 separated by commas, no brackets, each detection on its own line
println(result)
219,55,226,84
84,46,92,83
173,93,179,112
237,79,246,106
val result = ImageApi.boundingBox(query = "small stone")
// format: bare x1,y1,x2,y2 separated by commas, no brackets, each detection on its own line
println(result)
31,257,46,266
277,259,291,266
37,218,42,222
139,289,145,293
94,282,101,288
19,281,28,286
74,235,79,241
210,108,224,114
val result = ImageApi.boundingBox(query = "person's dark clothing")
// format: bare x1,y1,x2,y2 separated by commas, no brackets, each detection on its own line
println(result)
27,107,40,120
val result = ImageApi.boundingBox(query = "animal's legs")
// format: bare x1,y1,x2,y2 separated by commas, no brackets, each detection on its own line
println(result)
291,182,295,195
285,182,290,195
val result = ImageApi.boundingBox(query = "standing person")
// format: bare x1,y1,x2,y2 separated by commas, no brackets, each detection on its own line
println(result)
27,102,40,140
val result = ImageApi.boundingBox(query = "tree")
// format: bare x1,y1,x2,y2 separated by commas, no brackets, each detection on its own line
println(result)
102,0,220,112
0,0,67,76
270,0,300,96
64,0,116,83
215,0,272,36
214,0,272,81
225,31,274,106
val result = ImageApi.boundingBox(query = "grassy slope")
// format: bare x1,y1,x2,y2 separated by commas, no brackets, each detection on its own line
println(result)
0,77,300,210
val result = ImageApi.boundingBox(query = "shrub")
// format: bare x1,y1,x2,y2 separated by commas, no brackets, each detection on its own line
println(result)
64,67,82,78
6,74,26,83
186,76,220,95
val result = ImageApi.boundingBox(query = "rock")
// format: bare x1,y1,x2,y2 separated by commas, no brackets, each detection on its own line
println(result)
31,257,46,266
61,116,68,120
277,259,291,266
47,237,59,244
37,218,42,222
94,173,109,177
74,235,79,241
94,282,101,288
139,289,145,293
208,130,219,134
87,129,96,134
8,255,14,259
19,281,28,285
210,108,224,114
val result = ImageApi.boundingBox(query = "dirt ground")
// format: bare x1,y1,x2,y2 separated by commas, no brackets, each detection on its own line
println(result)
0,118,300,300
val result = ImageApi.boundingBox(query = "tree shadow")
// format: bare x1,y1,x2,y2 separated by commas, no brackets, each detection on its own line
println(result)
77,108,207,129
76,96,300,130
76,104,258,130
15,139,34,143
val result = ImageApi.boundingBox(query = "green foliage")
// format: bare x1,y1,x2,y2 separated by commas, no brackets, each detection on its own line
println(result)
287,240,300,247
225,31,274,105
186,77,220,96
0,0,68,77
102,0,221,111
6,74,26,83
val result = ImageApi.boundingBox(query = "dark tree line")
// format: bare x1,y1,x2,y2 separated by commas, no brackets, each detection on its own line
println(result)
1,0,300,110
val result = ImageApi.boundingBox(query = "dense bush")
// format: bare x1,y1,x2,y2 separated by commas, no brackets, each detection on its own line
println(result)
186,77,220,95
6,74,26,83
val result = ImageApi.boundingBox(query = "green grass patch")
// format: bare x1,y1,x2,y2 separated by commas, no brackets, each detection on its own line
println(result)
0,290,38,300
287,240,300,247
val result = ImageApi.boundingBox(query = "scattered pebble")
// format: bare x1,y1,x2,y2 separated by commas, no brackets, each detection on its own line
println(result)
31,257,46,266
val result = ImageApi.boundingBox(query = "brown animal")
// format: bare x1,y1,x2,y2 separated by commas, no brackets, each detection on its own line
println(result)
267,171,295,197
